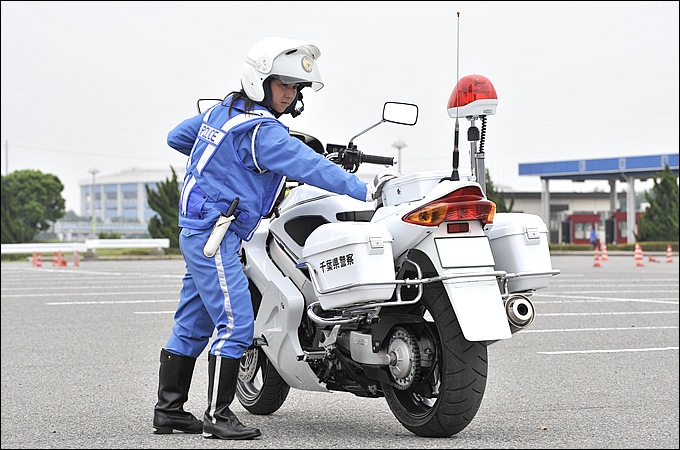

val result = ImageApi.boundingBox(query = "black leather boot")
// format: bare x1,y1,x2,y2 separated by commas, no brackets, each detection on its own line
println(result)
153,348,202,434
203,354,261,440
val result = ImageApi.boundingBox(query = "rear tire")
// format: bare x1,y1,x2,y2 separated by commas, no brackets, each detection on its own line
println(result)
381,281,488,437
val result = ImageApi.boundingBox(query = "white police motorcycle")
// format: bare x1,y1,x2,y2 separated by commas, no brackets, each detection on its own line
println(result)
201,75,559,437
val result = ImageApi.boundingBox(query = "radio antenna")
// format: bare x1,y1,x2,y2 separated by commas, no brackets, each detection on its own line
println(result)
451,11,461,181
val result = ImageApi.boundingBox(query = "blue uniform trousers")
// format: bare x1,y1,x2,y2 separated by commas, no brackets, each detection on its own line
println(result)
165,227,254,359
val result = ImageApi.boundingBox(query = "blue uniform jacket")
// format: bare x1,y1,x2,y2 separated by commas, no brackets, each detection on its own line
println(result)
168,97,369,241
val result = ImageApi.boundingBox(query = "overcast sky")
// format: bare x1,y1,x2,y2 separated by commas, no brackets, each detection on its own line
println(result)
2,1,678,213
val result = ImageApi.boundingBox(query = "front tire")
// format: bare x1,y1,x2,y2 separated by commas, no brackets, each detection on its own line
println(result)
235,279,290,415
381,281,488,437
236,346,289,415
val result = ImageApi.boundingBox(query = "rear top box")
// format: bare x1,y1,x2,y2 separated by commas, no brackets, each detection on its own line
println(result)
485,213,553,292
381,170,454,206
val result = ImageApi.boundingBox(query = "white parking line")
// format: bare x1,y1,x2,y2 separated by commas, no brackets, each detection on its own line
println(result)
524,325,677,333
539,347,678,355
539,311,678,316
533,293,678,304
539,289,678,294
1,284,177,292
535,298,679,304
46,299,178,305
7,292,177,299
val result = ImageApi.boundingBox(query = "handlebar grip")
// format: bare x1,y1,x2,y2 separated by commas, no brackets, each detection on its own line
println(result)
361,154,395,166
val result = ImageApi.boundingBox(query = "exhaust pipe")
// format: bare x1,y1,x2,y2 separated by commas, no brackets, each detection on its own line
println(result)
505,294,535,332
487,294,535,346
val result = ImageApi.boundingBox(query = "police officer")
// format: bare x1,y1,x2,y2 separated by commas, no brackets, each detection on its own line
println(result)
153,37,376,440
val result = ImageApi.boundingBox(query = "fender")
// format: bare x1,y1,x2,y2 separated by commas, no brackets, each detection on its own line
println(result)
243,220,329,392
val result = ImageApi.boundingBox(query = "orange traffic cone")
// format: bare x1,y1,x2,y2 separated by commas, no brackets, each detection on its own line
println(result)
593,249,601,268
600,242,608,261
667,244,673,263
52,251,67,267
634,243,644,267
32,252,43,267
648,255,660,263
73,250,80,268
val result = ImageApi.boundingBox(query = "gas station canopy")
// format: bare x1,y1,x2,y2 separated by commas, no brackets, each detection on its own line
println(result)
518,153,678,244
518,153,678,181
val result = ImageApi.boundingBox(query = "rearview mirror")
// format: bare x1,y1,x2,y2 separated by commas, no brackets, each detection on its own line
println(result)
382,102,418,126
196,98,222,114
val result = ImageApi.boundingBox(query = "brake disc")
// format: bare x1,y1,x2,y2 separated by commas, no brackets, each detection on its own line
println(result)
387,327,421,390
239,348,259,382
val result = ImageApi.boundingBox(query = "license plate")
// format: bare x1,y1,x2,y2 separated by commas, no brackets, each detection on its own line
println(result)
435,236,495,268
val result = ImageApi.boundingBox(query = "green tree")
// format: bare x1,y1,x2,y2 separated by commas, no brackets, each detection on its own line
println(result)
485,169,514,213
637,165,679,242
1,170,65,243
146,166,180,248
1,177,23,243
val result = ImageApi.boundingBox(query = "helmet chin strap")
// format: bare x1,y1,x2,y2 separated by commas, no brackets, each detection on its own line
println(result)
290,92,304,118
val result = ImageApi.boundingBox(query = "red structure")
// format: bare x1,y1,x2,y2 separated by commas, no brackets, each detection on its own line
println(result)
563,213,600,245
562,211,644,245
605,211,644,244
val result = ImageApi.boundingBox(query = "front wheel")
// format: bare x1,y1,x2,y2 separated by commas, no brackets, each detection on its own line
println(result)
236,346,289,415
235,279,290,415
381,281,488,437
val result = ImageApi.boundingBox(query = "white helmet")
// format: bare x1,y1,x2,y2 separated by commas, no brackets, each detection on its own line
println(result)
242,37,324,102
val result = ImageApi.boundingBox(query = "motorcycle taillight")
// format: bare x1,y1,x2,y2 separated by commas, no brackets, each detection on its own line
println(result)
402,186,496,227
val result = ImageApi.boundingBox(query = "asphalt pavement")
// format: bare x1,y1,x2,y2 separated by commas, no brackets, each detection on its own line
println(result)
1,254,678,449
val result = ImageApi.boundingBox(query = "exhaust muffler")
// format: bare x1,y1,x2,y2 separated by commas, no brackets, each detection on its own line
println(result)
486,294,535,346
505,294,535,332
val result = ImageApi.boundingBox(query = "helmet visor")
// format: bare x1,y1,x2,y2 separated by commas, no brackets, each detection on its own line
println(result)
270,50,323,92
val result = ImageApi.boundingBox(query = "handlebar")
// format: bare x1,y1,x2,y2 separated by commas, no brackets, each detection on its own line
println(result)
326,144,395,173
361,154,394,166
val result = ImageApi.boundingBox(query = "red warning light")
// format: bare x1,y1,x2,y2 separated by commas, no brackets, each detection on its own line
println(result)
447,74,498,118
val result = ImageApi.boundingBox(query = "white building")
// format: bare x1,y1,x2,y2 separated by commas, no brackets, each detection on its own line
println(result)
78,167,183,222
53,167,183,241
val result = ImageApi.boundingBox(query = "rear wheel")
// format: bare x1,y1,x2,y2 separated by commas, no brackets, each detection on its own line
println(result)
235,279,290,415
381,281,488,437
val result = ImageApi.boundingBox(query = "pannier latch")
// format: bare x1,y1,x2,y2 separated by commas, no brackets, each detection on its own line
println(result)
369,237,385,254
525,228,540,240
